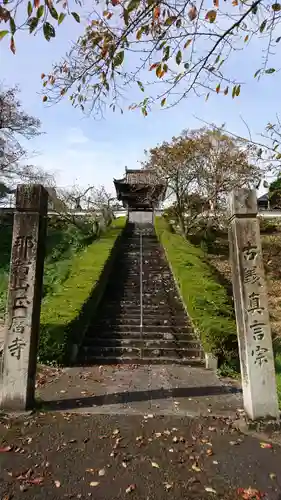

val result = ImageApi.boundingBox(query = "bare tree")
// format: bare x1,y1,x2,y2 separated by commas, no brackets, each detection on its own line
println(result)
0,85,54,203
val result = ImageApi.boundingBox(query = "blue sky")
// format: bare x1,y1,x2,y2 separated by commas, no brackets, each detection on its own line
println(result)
1,13,280,195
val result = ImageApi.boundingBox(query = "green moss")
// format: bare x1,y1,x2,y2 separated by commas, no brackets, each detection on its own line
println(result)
39,217,126,365
155,217,237,362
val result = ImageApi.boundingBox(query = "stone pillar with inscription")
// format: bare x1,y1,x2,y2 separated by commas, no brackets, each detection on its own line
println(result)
229,188,279,421
0,185,48,411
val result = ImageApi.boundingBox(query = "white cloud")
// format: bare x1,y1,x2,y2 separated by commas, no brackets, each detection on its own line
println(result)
34,141,142,192
65,127,90,146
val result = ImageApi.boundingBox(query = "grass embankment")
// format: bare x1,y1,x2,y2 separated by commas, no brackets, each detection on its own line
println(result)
155,217,237,367
0,216,96,320
0,215,126,365
39,217,126,365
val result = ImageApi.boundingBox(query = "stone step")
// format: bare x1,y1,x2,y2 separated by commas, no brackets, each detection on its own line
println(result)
82,346,203,359
78,355,204,366
89,325,193,334
83,331,195,341
83,338,200,350
94,312,188,326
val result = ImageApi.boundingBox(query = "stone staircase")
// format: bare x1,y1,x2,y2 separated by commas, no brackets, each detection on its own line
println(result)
79,222,204,365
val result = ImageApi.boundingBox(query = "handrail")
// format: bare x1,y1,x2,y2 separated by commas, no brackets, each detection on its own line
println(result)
140,230,143,329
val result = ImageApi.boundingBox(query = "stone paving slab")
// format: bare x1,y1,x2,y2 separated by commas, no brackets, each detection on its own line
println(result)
1,412,281,500
37,364,242,417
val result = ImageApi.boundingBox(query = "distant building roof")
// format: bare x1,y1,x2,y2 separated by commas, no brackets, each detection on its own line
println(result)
113,168,166,210
257,193,269,202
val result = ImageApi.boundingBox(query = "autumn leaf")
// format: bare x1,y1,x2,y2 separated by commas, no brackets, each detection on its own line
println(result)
237,487,264,499
0,445,13,452
216,83,220,93
213,0,219,7
149,63,158,71
176,50,182,65
260,442,273,448
205,487,217,494
137,81,144,92
113,51,124,67
71,12,80,23
34,0,40,8
184,39,192,48
272,2,281,10
205,10,217,22
151,461,160,468
192,463,201,472
0,30,9,40
127,0,140,13
156,65,163,78
125,484,136,493
232,0,238,5
43,96,48,102
153,6,160,19
10,36,15,54
58,12,66,24
188,5,197,21
27,477,44,485
164,482,173,491
90,481,100,487
98,468,106,476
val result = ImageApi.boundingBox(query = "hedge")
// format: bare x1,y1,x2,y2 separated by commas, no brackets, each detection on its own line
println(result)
39,217,126,365
155,217,237,362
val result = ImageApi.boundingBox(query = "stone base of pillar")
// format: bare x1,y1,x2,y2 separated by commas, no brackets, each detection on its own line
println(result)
205,353,218,370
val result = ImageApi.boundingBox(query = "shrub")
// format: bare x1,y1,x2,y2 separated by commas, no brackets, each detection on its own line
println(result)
155,216,237,363
259,218,280,234
39,217,126,365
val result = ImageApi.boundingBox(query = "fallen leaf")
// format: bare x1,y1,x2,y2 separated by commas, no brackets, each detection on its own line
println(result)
136,436,143,441
90,481,100,487
192,463,201,472
125,484,136,494
229,441,239,446
173,436,179,443
151,461,160,468
213,460,219,465
154,432,162,438
98,468,106,476
0,445,13,453
86,468,95,473
122,461,127,468
27,477,44,485
206,449,213,456
113,429,120,436
54,480,61,488
164,482,173,490
237,487,264,499
269,473,276,480
205,486,217,494
260,442,272,449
